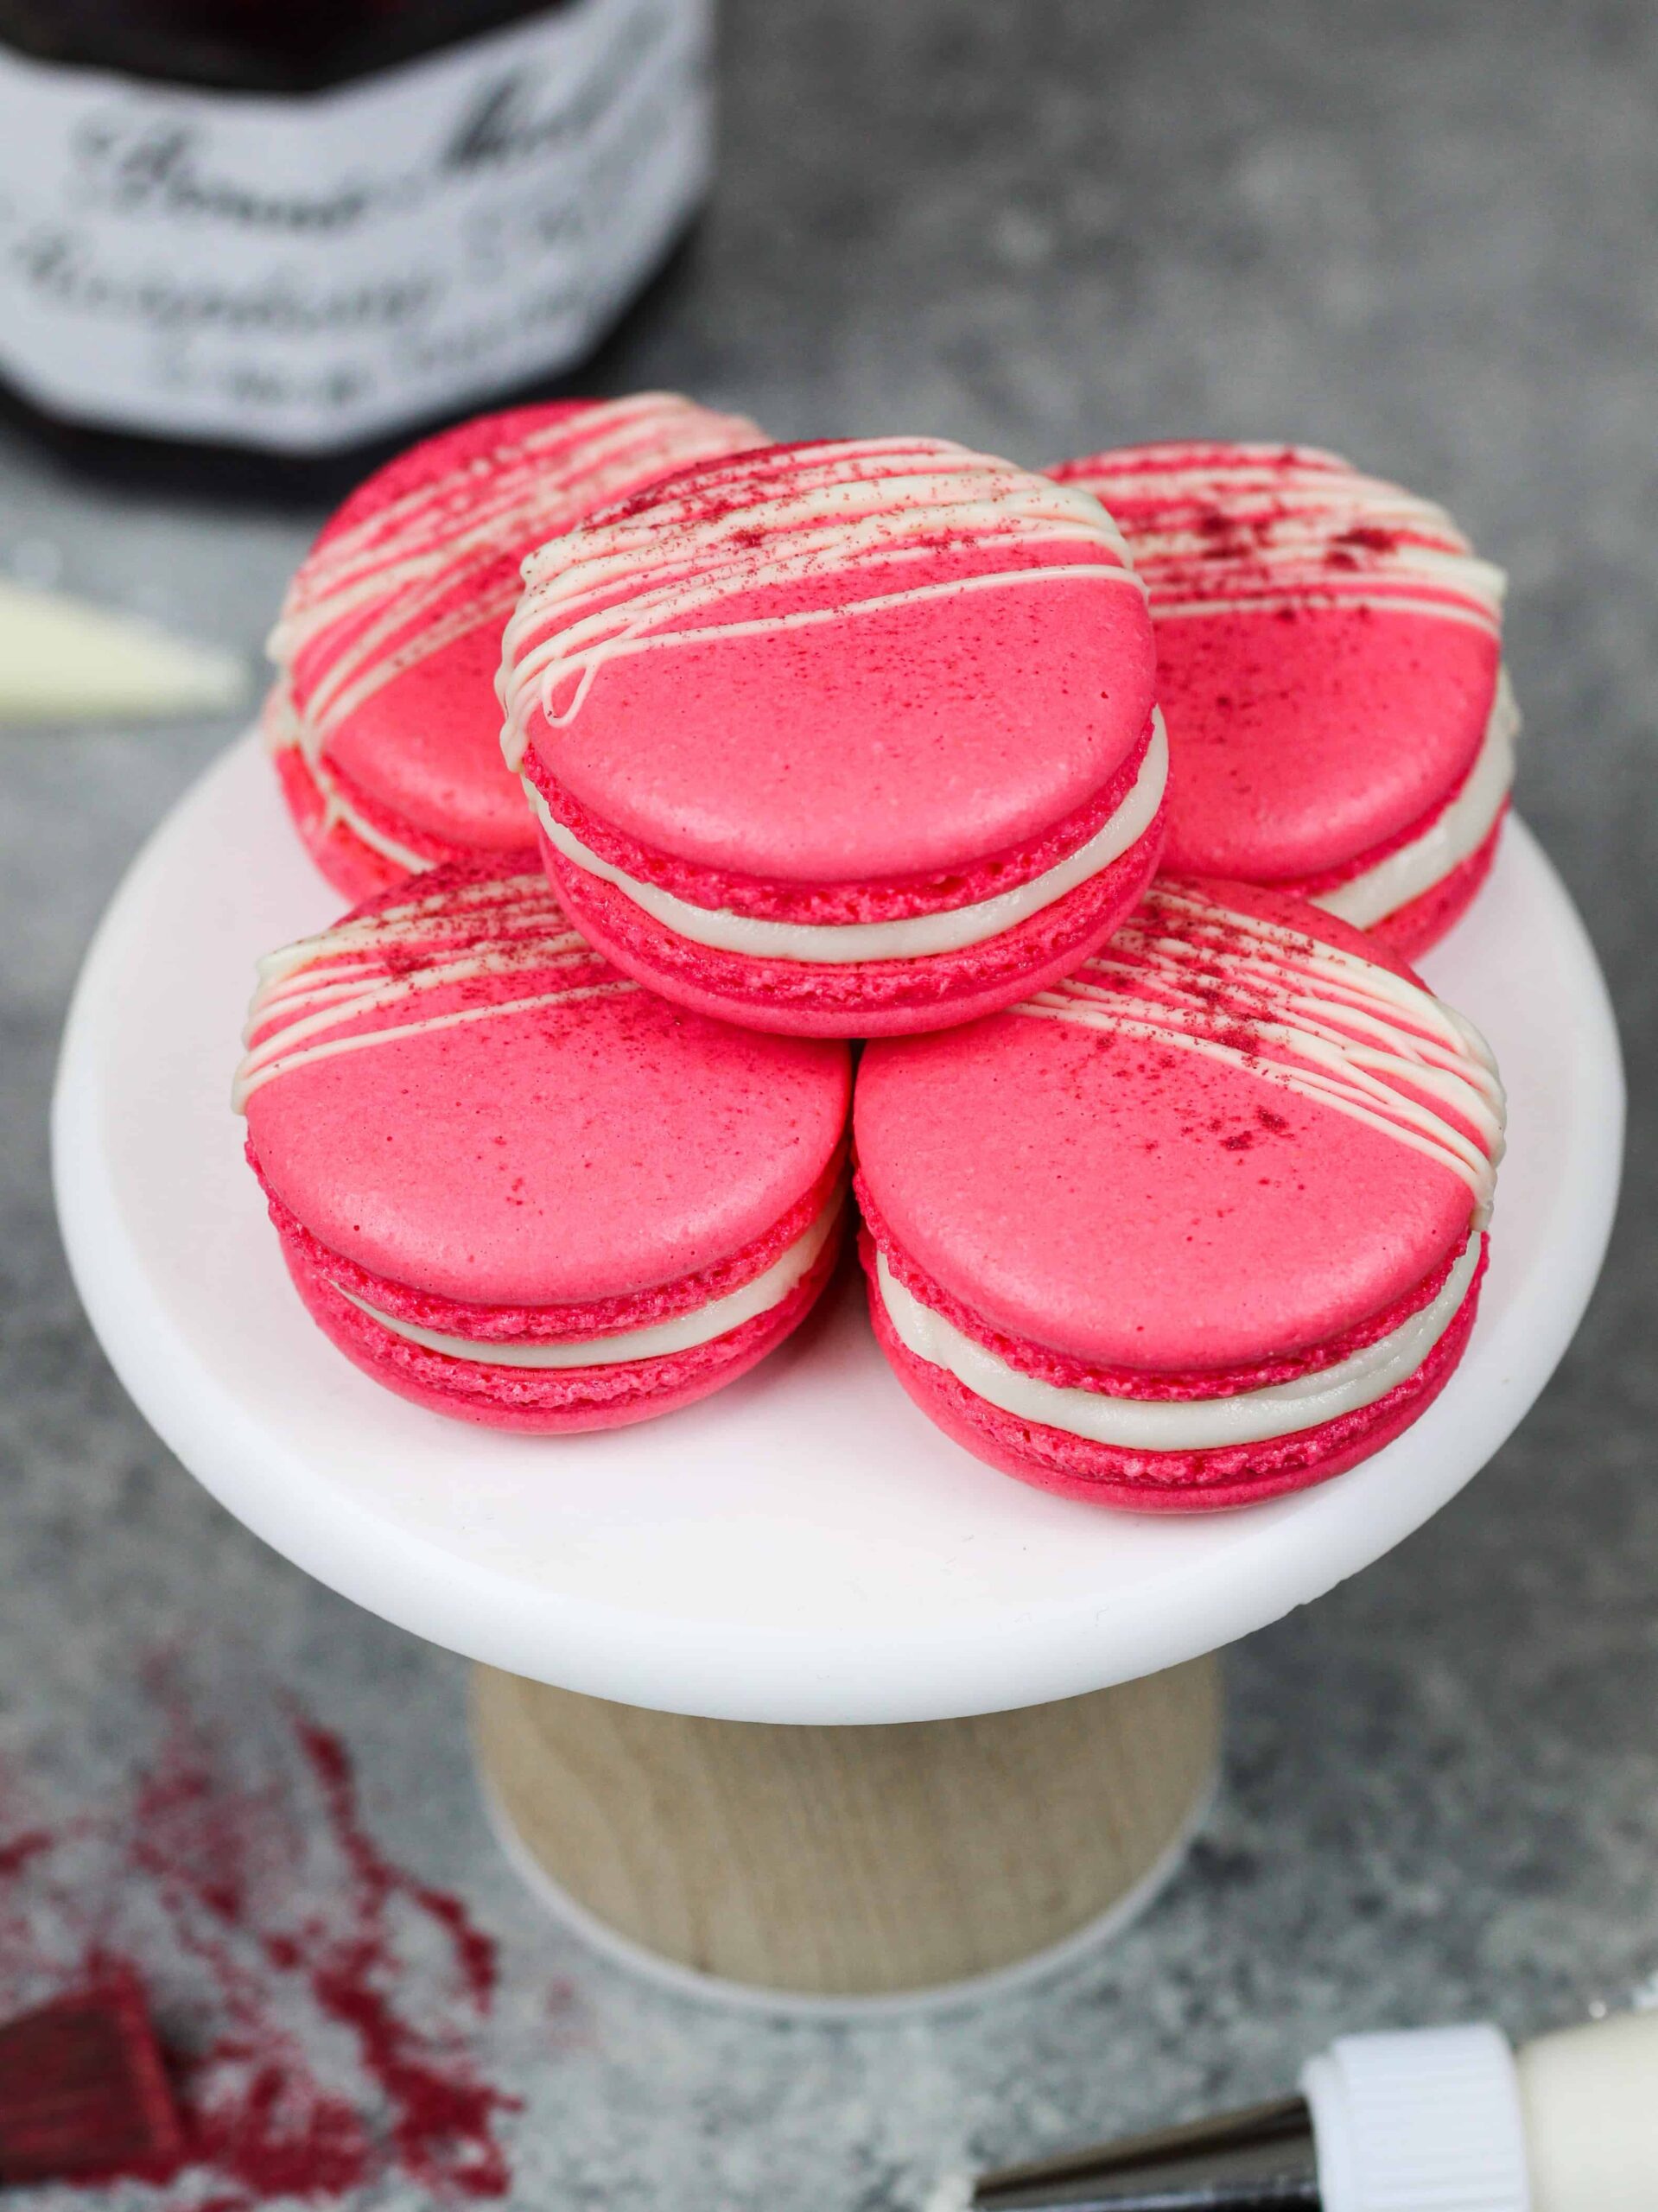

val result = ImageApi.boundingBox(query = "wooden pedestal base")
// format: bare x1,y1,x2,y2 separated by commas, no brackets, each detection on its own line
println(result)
470,1656,1222,2002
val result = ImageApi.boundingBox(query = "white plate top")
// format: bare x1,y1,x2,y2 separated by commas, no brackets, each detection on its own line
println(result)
54,735,1623,1723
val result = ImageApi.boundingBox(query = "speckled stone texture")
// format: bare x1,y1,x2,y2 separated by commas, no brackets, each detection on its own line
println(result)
1,2,1655,2206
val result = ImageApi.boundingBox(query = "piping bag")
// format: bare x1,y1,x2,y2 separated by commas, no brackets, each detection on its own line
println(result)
0,578,246,724
942,2010,1658,2212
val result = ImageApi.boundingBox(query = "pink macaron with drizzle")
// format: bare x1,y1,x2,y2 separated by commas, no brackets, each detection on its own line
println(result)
854,878,1504,1510
1046,443,1515,958
499,435,1168,1037
265,391,764,900
234,860,850,1433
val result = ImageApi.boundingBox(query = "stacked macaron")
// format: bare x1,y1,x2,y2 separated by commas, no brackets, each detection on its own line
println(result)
854,880,1504,1508
265,391,762,899
499,435,1167,1034
1046,443,1515,957
242,399,1509,1499
236,862,849,1432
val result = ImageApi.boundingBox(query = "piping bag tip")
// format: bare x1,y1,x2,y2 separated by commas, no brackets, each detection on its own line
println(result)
937,2009,1658,2212
923,2177,974,2212
941,2094,1318,2211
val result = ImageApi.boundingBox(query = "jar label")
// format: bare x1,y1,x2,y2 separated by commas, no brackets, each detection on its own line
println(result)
0,0,710,452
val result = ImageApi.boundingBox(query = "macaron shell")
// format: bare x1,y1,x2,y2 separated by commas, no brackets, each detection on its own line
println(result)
1366,808,1506,961
537,565,1157,881
1185,874,1423,976
857,1007,1472,1370
868,1251,1483,1510
258,1150,841,1344
505,435,1159,887
250,985,849,1307
542,803,1165,1037
283,1209,841,1434
321,399,598,529
525,710,1156,924
1048,442,1508,914
853,883,1483,1370
241,861,851,1309
321,620,534,850
277,395,765,878
270,741,420,904
1156,604,1500,880
285,402,594,850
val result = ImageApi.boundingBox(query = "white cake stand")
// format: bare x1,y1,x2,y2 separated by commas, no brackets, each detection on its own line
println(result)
53,733,1623,2010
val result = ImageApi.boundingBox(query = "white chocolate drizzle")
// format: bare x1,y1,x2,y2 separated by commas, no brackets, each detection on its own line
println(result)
1015,881,1505,1224
499,435,1147,772
269,393,763,770
1051,442,1507,633
233,873,632,1112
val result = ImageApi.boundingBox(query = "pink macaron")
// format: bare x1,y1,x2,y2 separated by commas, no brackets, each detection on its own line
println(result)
499,435,1168,1037
854,879,1504,1510
235,861,850,1433
266,392,764,901
1047,443,1515,958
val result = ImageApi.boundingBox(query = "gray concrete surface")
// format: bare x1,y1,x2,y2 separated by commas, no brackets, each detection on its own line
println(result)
2,3,1655,2206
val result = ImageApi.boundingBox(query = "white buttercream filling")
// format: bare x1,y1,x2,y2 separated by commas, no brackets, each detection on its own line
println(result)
334,1195,840,1369
876,1232,1483,1451
308,761,435,875
265,685,435,874
524,716,1167,966
1313,670,1518,929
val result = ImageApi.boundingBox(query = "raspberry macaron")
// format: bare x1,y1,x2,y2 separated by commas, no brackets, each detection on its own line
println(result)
854,879,1504,1510
234,861,850,1433
499,435,1168,1037
1047,443,1515,957
265,392,763,900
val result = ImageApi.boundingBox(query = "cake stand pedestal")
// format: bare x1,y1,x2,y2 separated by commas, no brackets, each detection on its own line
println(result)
54,735,1623,2008
470,1656,1221,2003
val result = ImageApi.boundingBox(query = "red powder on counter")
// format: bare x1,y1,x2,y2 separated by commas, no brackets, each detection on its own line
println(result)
0,1675,520,2207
